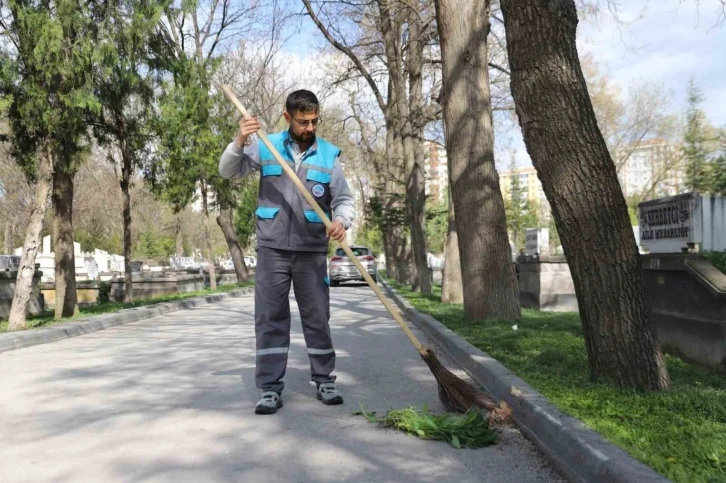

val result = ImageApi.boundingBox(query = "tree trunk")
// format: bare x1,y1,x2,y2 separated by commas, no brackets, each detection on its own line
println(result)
52,163,78,318
435,0,521,320
378,2,415,287
216,207,248,284
500,0,669,389
201,180,217,290
8,148,53,331
405,5,432,295
442,187,463,304
120,146,133,303
381,116,409,284
4,220,14,255
175,213,184,256
393,226,411,284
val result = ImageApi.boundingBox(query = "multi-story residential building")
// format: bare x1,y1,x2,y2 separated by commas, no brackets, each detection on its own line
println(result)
615,139,685,200
498,166,548,209
423,141,449,203
497,139,685,207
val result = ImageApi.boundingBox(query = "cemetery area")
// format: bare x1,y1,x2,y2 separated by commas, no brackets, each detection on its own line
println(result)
383,192,726,483
388,279,726,483
1,1,726,482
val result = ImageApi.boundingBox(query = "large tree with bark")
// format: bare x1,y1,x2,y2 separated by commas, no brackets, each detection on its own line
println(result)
93,0,167,302
499,0,669,389
151,0,262,288
303,0,436,293
0,0,104,327
433,0,520,319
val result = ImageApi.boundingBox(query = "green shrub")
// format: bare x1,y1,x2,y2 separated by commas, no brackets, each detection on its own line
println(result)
97,281,111,304
703,251,726,274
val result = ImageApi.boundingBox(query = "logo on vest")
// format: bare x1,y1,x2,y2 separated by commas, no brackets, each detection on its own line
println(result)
312,184,325,198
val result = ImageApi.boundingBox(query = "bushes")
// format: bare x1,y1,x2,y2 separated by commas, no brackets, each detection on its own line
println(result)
97,281,111,304
703,250,726,274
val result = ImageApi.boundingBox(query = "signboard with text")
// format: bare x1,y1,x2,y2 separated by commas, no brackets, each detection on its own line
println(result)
638,193,701,253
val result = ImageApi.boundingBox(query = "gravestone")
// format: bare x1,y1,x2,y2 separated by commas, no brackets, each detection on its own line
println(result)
0,255,20,272
524,228,549,256
84,257,99,281
0,270,45,318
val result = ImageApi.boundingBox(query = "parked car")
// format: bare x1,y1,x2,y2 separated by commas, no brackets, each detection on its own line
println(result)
328,246,377,286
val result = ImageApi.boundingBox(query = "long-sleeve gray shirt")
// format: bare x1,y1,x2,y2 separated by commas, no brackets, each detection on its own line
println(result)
218,134,355,229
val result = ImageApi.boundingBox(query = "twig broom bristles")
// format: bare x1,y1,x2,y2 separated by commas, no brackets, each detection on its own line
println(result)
221,85,505,416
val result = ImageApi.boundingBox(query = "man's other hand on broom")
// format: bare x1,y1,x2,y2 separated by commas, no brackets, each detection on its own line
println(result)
235,117,261,148
327,220,346,243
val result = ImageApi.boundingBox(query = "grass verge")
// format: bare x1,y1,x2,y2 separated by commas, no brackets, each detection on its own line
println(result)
0,282,252,333
703,251,726,275
386,278,726,483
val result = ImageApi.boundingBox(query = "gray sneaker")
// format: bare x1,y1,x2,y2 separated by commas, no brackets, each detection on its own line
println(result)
316,382,344,405
255,391,283,415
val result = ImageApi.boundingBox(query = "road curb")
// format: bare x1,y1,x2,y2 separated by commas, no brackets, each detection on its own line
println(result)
380,280,670,483
0,287,254,355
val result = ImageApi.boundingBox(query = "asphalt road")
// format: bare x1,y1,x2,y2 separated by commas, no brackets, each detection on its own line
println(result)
0,284,565,483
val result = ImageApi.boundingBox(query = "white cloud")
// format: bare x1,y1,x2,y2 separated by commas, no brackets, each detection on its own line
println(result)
578,0,726,125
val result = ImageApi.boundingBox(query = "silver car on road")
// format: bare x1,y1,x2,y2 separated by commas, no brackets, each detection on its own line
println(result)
328,246,378,286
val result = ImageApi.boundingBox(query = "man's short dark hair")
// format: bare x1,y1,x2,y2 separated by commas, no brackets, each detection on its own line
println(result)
286,90,319,114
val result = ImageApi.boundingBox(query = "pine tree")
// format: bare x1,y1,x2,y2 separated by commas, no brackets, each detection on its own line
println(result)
1,0,102,328
92,0,166,303
683,78,710,193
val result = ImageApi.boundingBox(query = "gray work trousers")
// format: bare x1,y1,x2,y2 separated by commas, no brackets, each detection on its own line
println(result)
254,247,335,394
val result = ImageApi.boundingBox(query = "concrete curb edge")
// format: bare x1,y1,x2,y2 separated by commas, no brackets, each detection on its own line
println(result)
0,287,255,355
380,280,670,483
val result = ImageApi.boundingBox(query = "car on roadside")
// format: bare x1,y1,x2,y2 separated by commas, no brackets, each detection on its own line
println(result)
328,246,378,286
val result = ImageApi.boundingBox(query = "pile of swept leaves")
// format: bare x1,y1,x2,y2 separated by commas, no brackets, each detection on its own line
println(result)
354,404,497,449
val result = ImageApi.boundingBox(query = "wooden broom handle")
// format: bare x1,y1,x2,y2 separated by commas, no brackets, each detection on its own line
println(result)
221,85,425,354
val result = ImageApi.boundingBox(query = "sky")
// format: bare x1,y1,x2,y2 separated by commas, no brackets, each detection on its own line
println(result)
277,0,726,170
507,0,726,168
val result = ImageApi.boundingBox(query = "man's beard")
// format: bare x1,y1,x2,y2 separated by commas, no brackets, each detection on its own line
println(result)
290,129,315,144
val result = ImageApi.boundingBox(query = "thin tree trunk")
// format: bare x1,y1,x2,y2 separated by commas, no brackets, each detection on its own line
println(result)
406,4,432,295
442,187,463,304
435,0,521,320
397,236,412,284
382,116,408,283
52,163,78,318
175,213,184,256
379,1,415,287
201,180,217,290
4,220,14,255
120,146,133,303
500,0,668,389
216,207,248,284
8,148,53,331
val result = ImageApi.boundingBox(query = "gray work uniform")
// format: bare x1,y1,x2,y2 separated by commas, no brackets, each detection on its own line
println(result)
219,130,354,394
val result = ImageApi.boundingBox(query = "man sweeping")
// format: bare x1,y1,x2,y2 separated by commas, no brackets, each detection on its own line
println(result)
219,90,355,415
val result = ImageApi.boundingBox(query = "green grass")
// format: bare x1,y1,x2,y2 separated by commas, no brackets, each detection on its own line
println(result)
387,279,726,483
703,251,726,275
0,282,252,333
354,403,497,449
